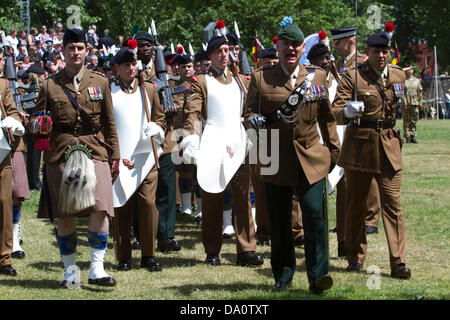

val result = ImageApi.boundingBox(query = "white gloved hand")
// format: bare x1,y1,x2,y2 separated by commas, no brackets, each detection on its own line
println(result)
142,122,165,145
2,116,25,137
179,134,200,165
344,101,365,119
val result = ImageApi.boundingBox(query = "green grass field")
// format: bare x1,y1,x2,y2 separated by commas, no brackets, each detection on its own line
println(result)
1,119,449,301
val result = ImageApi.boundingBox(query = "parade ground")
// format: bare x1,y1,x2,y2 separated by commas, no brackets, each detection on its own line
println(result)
1,119,448,301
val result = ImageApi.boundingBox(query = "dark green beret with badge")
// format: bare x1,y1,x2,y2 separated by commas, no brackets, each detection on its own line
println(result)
278,21,305,43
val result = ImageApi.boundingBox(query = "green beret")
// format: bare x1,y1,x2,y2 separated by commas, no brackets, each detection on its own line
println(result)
278,25,305,43
134,31,155,44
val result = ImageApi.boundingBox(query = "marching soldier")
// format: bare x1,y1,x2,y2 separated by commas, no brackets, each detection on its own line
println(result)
29,29,120,288
402,65,422,143
181,33,264,267
135,31,156,81
245,21,340,293
0,47,26,276
330,27,381,256
332,32,411,279
111,42,166,272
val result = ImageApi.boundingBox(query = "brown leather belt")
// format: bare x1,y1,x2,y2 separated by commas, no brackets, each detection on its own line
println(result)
349,118,395,131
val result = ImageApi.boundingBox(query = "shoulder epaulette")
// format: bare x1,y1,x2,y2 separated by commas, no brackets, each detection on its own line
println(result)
90,69,107,78
389,64,402,70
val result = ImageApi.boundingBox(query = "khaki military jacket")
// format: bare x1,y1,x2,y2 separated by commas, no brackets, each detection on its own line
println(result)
336,51,366,74
30,67,120,163
141,59,156,82
404,76,422,105
244,63,341,186
184,67,249,135
0,78,22,159
332,61,406,174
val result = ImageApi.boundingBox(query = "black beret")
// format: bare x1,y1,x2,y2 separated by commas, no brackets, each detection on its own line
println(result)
172,54,194,66
226,33,239,46
330,27,357,40
307,43,331,60
28,63,45,75
366,32,391,49
63,28,87,46
206,36,228,57
114,47,137,65
134,31,155,44
194,50,208,62
259,48,277,59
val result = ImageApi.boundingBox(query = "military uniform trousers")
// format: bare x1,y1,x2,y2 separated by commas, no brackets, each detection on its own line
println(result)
114,168,159,260
336,175,380,242
345,151,407,268
25,131,42,190
156,153,177,241
251,164,270,241
402,104,419,138
201,163,256,255
264,167,328,284
0,156,13,266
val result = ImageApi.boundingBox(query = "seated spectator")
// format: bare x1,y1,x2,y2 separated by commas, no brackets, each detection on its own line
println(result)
15,45,28,61
47,51,65,74
5,28,19,56
27,27,39,47
28,46,42,64
18,29,28,48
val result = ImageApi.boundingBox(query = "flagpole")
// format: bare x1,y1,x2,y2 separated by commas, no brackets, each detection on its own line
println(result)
434,45,439,120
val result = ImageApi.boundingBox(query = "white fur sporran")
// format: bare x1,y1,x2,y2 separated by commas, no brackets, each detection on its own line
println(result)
58,149,97,214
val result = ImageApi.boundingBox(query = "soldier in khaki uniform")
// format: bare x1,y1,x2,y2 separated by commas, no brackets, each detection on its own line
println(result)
332,32,411,279
0,47,26,276
29,29,120,288
135,32,156,81
330,27,381,257
245,23,340,294
182,35,263,268
111,44,166,272
402,65,422,143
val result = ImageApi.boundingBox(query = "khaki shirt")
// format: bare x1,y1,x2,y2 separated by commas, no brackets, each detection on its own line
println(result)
30,67,120,163
244,63,340,186
404,76,422,105
332,61,406,174
336,50,366,74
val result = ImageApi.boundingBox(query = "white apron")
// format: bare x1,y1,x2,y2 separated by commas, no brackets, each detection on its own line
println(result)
111,82,162,207
197,75,248,193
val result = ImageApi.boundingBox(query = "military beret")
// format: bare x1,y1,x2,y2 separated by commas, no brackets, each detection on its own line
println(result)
134,31,155,44
330,27,357,40
259,48,277,59
172,54,194,66
226,33,239,46
307,43,331,60
366,32,391,49
28,63,45,75
278,25,305,43
63,28,87,47
206,36,228,57
114,47,137,65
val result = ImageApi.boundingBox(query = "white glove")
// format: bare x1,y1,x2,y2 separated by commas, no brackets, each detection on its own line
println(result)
179,134,200,165
142,122,165,145
1,116,25,137
344,101,365,119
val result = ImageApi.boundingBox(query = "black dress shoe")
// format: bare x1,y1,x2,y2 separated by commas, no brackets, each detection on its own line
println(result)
338,241,346,257
257,237,270,246
157,239,181,252
11,250,25,259
205,254,221,266
88,276,116,287
309,274,333,295
410,136,418,144
273,280,291,292
391,264,411,279
346,262,362,272
236,251,264,266
132,241,141,250
118,259,132,271
0,265,17,276
366,225,378,234
141,256,163,272
294,235,305,247
405,137,411,144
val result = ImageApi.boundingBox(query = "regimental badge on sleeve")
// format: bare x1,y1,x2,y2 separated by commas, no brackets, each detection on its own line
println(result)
88,86,104,101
